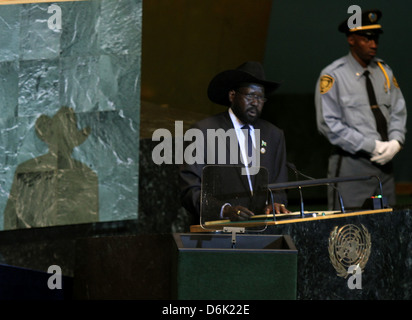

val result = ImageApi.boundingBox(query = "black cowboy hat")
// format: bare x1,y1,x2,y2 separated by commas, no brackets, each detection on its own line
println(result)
207,61,282,106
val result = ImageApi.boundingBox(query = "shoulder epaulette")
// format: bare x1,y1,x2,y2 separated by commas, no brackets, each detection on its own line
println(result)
376,60,391,91
325,57,347,74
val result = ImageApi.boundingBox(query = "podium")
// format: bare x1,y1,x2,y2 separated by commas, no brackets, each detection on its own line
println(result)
172,233,297,300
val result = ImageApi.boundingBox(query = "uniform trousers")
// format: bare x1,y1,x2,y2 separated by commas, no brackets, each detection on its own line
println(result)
327,151,396,210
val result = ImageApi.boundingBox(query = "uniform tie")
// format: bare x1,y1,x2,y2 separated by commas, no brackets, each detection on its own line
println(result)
364,70,388,141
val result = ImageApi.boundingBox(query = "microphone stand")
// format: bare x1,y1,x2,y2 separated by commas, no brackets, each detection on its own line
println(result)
287,163,345,213
271,166,384,214
286,163,305,218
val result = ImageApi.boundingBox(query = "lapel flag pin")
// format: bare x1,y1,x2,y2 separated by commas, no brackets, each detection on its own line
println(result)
261,140,266,154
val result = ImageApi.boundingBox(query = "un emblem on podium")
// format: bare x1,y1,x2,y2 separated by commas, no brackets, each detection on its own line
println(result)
328,224,371,278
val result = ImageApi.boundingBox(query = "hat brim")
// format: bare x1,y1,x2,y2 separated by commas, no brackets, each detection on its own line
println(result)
338,9,383,34
350,27,383,36
207,69,281,106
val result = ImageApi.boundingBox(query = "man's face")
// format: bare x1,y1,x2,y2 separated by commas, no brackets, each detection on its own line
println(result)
348,32,379,66
229,83,265,124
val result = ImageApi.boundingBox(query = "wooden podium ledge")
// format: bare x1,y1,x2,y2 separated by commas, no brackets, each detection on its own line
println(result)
190,208,393,233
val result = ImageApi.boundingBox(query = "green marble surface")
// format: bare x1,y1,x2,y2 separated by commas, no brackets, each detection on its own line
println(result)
0,0,142,230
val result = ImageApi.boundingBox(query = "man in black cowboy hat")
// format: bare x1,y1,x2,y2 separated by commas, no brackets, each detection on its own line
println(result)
179,61,290,223
315,9,407,210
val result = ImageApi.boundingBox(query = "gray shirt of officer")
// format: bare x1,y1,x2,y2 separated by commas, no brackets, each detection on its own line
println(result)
315,52,406,155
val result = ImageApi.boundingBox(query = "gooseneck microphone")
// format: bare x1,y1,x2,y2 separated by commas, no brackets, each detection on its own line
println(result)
286,162,305,216
286,162,345,213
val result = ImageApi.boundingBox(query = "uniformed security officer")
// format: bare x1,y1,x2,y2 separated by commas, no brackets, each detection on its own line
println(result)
315,9,407,210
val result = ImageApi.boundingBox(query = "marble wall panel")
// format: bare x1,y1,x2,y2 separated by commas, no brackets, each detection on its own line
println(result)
0,5,20,62
18,59,60,116
20,4,61,61
60,0,100,58
0,0,142,230
0,61,19,119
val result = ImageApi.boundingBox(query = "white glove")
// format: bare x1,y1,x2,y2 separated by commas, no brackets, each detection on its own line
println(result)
371,140,388,156
370,140,401,165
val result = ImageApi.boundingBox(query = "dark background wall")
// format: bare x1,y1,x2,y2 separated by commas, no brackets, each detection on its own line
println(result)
140,0,273,116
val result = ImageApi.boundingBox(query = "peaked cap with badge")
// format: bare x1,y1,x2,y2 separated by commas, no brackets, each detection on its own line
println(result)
207,61,281,106
338,9,383,36
319,9,386,95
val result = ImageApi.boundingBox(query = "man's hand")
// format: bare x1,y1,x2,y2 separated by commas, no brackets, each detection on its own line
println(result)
264,203,291,215
222,205,254,221
371,139,401,165
372,140,388,156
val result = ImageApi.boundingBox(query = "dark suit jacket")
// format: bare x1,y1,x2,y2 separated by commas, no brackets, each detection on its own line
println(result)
179,110,288,220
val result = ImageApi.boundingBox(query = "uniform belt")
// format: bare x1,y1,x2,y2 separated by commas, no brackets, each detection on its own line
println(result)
331,146,370,160
331,146,393,172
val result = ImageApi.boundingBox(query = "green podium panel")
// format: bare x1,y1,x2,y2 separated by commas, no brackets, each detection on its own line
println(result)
172,233,297,300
